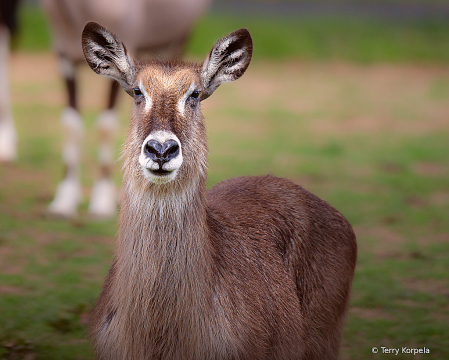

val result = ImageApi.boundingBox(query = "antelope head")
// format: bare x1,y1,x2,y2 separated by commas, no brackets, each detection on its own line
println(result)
82,22,252,192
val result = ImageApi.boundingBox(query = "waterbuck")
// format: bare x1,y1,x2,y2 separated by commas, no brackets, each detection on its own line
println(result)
82,22,357,360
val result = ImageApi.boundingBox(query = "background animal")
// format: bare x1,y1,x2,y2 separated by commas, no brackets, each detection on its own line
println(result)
0,0,20,162
41,0,210,218
82,22,357,359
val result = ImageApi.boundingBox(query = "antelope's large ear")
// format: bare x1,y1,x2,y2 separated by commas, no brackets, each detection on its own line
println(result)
201,28,253,100
82,22,136,96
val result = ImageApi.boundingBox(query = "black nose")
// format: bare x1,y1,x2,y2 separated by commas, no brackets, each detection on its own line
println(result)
144,139,179,166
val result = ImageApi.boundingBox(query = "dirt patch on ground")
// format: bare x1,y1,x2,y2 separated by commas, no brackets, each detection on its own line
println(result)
0,243,25,275
417,232,449,246
10,52,115,111
11,53,449,136
413,162,448,177
0,285,25,295
403,278,449,297
353,225,407,258
349,306,393,321
226,60,449,137
428,192,449,207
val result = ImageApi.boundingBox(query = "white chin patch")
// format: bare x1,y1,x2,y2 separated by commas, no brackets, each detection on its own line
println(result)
142,168,179,184
138,130,183,184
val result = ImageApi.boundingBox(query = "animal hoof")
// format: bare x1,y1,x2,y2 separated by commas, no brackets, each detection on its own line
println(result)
48,178,83,218
88,178,117,219
0,119,17,162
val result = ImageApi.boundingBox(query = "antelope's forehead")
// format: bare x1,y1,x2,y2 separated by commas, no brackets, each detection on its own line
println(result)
137,67,199,97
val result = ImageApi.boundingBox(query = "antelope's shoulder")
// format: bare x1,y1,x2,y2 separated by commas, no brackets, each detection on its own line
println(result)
206,175,307,236
206,174,354,240
207,174,309,209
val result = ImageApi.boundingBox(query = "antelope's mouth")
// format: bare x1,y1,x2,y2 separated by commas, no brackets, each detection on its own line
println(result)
149,168,174,176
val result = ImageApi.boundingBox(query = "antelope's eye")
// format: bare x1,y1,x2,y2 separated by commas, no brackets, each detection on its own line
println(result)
189,90,201,99
133,87,142,96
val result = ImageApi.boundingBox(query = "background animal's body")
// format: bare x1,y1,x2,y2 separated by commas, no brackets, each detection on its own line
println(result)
41,0,210,218
82,22,357,359
42,0,210,62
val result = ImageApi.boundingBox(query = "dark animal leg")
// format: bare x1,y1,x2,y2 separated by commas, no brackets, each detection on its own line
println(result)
48,56,83,217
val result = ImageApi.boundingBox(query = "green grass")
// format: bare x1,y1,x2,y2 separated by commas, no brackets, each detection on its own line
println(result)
13,4,52,51
1,59,449,358
189,15,449,63
13,4,449,63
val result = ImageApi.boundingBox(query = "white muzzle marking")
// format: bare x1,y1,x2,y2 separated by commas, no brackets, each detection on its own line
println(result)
138,130,183,184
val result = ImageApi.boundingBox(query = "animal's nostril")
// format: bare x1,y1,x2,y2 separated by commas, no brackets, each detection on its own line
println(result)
162,140,179,160
144,140,163,161
144,139,180,164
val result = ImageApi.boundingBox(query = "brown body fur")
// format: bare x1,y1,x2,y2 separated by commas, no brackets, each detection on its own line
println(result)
83,23,357,360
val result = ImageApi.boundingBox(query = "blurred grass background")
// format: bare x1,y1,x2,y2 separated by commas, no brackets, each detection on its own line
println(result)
1,1,449,359
15,1,449,62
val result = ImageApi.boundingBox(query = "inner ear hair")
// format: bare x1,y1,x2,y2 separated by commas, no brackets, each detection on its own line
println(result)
82,21,136,96
201,28,253,100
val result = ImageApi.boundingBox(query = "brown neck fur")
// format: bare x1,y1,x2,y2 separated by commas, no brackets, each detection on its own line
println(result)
108,148,214,358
